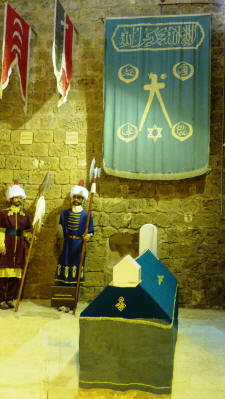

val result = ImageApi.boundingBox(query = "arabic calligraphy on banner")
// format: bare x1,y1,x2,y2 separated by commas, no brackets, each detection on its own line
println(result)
103,15,210,180
112,21,205,51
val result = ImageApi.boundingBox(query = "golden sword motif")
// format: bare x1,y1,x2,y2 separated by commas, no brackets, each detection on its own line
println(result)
139,73,172,132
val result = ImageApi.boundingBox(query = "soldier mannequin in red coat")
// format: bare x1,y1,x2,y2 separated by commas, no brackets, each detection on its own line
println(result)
0,180,31,310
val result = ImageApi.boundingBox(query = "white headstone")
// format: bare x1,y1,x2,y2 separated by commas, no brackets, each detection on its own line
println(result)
139,223,157,257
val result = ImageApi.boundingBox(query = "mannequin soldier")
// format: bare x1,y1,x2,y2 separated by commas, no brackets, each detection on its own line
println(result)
0,181,31,310
54,180,94,292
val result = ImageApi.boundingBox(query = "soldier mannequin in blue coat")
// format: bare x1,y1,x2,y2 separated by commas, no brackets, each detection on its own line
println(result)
54,180,94,293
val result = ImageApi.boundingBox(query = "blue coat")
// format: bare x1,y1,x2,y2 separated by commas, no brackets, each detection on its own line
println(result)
55,209,94,285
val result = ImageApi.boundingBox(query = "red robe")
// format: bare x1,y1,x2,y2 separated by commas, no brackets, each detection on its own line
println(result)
0,206,30,275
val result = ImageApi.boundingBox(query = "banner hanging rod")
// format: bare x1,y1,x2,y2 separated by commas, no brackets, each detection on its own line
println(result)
158,1,225,6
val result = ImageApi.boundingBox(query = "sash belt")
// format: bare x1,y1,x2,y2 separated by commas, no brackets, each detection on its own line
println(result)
67,235,82,240
6,229,23,236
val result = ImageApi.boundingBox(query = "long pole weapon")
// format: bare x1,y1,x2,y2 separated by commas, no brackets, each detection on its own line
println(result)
15,171,51,312
72,159,101,315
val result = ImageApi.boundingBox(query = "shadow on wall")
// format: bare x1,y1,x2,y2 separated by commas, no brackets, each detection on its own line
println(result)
97,173,207,200
109,232,139,258
103,233,139,285
0,188,7,210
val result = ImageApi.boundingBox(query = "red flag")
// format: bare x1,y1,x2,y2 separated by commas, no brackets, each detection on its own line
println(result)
52,0,74,107
62,14,73,100
0,3,31,103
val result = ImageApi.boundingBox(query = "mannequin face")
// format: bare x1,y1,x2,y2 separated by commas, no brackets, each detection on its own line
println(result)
72,194,83,206
11,196,23,207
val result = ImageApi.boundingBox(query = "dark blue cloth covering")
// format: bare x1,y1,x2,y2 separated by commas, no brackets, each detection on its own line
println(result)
80,284,178,324
79,318,177,394
79,250,178,394
138,250,178,324
80,250,178,327
55,209,94,285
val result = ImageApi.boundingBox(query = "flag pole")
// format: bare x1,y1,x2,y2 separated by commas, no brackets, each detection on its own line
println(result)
15,171,51,312
15,221,38,312
72,160,100,315
73,25,79,35
72,183,95,315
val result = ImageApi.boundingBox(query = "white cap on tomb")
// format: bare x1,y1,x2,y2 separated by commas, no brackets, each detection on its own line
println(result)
70,180,88,200
112,255,141,287
6,180,26,201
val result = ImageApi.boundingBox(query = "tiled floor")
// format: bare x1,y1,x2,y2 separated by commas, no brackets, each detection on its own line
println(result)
0,301,224,399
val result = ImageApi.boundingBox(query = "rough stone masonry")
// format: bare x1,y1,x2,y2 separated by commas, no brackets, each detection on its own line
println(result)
0,0,224,308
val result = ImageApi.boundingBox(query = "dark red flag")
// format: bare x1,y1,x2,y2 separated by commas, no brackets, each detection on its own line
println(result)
0,3,31,103
52,0,74,107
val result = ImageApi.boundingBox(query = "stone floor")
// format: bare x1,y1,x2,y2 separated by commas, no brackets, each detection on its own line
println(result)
0,300,224,399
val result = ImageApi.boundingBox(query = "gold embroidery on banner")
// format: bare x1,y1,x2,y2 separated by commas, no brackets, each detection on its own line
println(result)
103,158,208,180
157,275,164,286
111,21,205,52
139,72,172,132
117,122,138,143
173,61,194,81
139,72,193,142
172,121,193,141
115,296,126,312
117,71,193,143
147,124,163,142
57,264,61,275
118,64,139,83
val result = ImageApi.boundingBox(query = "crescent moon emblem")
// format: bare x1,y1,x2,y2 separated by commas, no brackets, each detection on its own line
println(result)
13,31,22,44
11,45,21,58
13,18,23,34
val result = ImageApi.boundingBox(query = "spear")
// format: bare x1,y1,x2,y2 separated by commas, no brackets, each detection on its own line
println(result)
72,159,101,315
15,171,51,312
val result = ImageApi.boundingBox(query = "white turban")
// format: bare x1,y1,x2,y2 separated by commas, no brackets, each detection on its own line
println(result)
6,183,26,201
70,183,88,200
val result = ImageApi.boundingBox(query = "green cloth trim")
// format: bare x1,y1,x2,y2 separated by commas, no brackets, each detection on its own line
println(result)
103,159,208,180
79,379,171,390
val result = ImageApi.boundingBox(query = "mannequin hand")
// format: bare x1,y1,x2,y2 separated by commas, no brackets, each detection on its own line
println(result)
83,233,91,242
23,231,33,244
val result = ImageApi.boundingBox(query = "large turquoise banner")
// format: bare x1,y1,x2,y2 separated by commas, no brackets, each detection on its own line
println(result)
103,15,210,180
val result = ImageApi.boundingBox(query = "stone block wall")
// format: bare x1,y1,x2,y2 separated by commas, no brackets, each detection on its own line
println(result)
0,0,225,308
